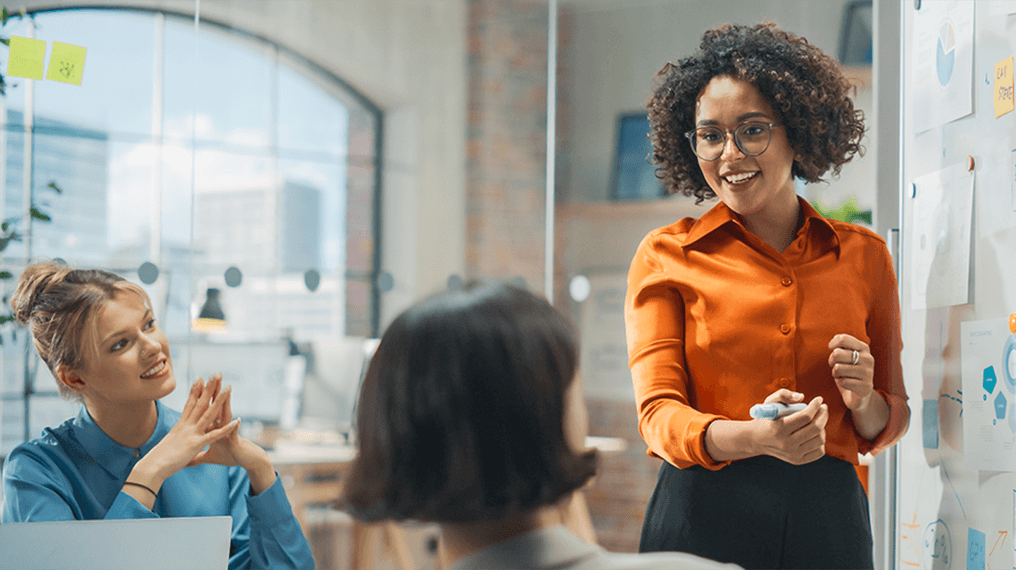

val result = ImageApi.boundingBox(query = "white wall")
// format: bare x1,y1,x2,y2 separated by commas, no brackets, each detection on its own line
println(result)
18,0,469,325
562,0,862,203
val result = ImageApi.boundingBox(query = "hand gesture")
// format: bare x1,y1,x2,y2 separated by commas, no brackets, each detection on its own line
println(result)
140,375,238,484
188,374,276,495
753,389,828,465
827,334,875,411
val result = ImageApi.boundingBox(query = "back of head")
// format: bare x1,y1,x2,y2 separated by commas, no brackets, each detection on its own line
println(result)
343,284,597,522
9,262,151,401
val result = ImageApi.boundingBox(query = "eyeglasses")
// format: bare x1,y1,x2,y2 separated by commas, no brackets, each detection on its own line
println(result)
684,121,783,161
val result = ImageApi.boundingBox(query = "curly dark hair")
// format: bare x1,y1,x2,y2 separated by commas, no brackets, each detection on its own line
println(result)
648,22,865,203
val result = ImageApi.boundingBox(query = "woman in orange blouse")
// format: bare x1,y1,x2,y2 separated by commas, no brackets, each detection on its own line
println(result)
626,23,909,569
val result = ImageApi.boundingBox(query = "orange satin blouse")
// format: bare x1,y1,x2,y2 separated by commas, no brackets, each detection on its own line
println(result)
625,197,909,471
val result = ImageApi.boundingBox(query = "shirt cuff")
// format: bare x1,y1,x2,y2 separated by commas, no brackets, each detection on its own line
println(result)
856,389,910,456
245,473,293,526
676,414,731,471
106,492,160,520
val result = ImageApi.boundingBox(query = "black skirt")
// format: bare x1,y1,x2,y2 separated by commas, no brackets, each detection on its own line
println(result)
639,454,873,570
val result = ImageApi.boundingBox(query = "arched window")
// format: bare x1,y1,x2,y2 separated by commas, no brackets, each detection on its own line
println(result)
0,8,381,451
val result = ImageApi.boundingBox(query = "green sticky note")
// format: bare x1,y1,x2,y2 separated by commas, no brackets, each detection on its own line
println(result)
7,36,45,80
46,42,86,85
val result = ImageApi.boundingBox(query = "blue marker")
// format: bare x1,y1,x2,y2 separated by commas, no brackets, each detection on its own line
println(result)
750,402,808,420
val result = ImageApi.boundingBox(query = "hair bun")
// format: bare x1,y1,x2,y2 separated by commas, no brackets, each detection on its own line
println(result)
10,262,67,325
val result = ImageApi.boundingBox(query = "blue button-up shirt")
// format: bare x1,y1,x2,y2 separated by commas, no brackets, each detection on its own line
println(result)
2,401,314,570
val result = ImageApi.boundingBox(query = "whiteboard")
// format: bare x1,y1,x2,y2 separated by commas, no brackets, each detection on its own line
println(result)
898,3,1016,570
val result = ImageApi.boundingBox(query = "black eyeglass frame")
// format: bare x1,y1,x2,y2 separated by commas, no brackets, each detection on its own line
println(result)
683,122,784,161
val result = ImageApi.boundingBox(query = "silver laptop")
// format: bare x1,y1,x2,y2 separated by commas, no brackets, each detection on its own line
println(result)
0,516,232,570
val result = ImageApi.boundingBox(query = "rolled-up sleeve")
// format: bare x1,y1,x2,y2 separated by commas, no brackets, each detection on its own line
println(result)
857,242,910,455
626,234,730,470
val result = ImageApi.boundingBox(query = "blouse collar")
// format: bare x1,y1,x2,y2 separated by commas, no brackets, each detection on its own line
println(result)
70,400,174,479
681,195,840,254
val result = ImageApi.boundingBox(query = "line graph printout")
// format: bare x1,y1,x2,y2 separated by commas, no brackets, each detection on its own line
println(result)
912,0,974,133
961,318,1016,472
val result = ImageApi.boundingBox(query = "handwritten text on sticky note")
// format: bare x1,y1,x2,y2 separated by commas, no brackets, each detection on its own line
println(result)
7,36,46,80
46,42,86,85
995,57,1015,118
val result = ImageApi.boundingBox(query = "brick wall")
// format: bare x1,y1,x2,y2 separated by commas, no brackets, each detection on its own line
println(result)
345,108,378,336
584,398,662,553
466,0,570,289
465,2,656,553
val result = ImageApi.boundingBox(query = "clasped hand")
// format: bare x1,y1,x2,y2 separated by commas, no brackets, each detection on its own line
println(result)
142,374,239,482
138,374,270,491
753,334,875,465
827,333,875,411
753,389,828,465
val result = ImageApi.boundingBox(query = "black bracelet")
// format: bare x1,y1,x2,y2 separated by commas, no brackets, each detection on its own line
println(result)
123,481,158,498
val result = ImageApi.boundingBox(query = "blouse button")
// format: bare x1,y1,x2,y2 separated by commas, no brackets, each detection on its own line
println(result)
779,377,790,388
133,450,139,458
781,277,792,287
780,323,792,334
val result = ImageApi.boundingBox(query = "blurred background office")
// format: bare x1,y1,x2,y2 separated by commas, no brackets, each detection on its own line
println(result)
0,1,881,568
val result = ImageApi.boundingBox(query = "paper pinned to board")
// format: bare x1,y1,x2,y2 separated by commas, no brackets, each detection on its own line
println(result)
990,1,1016,15
911,1,974,132
910,163,975,310
961,318,1016,472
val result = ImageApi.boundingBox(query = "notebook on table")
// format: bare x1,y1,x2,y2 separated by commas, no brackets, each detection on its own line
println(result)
0,515,232,570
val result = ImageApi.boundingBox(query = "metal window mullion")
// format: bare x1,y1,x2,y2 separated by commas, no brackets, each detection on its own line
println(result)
21,18,36,445
151,13,164,266
544,0,557,304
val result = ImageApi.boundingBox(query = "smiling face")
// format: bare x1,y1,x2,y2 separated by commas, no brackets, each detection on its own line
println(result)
694,75,798,219
66,290,176,409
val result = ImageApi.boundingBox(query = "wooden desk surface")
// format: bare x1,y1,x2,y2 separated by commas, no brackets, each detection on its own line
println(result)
268,443,357,466
268,436,625,467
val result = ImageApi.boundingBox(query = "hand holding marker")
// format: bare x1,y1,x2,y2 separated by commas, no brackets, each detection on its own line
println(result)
750,402,808,420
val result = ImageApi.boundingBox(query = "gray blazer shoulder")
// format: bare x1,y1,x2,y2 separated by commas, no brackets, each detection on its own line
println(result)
451,526,740,570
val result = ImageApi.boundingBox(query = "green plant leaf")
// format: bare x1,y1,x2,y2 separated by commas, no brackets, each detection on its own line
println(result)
0,271,11,279
29,207,51,222
47,181,62,194
1,7,8,25
0,38,9,46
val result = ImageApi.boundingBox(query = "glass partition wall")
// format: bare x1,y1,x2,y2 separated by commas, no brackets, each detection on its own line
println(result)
0,5,381,454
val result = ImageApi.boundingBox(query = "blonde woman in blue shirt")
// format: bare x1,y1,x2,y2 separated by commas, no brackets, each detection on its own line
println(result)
1,262,314,570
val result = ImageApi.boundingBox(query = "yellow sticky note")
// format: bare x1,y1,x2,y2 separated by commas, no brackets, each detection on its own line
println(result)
46,41,86,85
6,36,45,80
995,56,1015,118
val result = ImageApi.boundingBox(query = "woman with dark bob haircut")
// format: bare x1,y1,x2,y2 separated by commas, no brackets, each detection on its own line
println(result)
344,284,738,570
626,22,909,569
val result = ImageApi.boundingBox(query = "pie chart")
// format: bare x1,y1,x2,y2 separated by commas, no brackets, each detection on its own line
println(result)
936,21,955,87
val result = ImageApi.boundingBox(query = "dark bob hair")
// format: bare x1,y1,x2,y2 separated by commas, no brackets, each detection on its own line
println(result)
649,22,865,203
342,284,598,522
